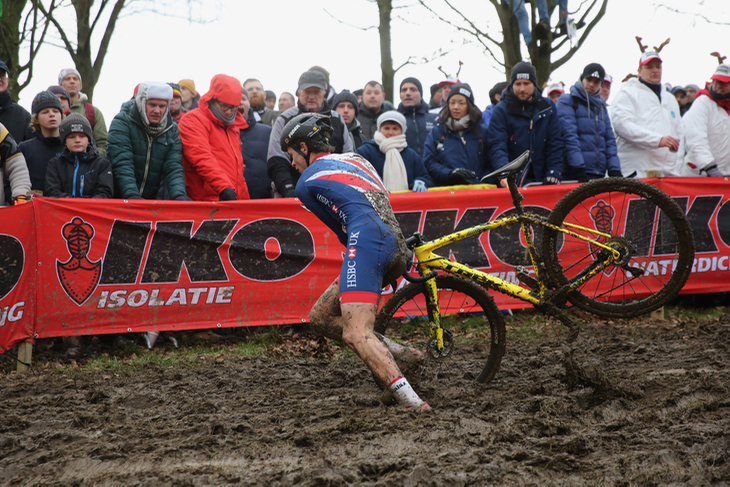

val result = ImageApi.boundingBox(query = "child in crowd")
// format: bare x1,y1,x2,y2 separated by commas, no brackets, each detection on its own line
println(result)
44,113,113,198
19,91,66,193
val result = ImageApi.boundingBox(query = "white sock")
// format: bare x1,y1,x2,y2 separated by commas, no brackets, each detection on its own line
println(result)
388,376,425,408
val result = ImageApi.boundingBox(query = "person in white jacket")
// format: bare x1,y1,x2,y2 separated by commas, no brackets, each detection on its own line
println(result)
678,63,730,177
610,50,684,178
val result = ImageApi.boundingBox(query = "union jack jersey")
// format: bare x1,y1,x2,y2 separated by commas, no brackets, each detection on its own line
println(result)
296,153,390,247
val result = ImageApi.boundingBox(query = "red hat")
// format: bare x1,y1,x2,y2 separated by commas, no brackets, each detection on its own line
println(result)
438,77,459,88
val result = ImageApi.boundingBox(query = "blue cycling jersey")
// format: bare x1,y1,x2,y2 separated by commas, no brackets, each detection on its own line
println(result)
296,153,404,304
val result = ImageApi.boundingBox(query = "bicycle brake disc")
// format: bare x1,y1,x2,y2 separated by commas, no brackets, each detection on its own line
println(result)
427,329,454,359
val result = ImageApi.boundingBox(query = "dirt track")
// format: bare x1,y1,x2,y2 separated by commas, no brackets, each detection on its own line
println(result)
1,316,729,486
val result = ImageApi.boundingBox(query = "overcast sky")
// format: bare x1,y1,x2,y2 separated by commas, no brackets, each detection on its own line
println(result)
16,0,730,122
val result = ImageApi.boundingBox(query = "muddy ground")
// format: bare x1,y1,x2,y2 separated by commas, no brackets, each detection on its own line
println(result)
1,311,729,486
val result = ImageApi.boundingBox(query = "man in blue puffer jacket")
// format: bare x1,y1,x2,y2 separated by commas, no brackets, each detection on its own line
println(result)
556,63,622,181
487,62,564,187
239,86,274,198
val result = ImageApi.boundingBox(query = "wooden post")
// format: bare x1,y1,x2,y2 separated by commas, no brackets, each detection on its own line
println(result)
16,342,32,373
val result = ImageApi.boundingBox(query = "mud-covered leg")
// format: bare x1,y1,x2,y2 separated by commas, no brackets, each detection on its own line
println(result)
309,279,345,341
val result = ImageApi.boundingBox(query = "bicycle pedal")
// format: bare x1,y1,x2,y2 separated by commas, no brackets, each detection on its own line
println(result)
516,270,539,290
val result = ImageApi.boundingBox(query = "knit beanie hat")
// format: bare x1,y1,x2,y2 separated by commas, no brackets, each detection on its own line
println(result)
178,79,197,97
377,110,407,133
580,63,606,81
58,68,82,86
146,82,173,101
167,82,182,98
447,82,476,106
47,85,71,101
241,86,250,101
510,62,538,86
32,90,64,115
400,77,423,97
60,113,93,144
332,90,359,116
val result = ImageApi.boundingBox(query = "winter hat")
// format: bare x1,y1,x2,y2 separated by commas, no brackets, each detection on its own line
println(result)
430,83,440,97
671,86,687,95
59,113,93,144
0,61,8,75
711,64,730,83
511,62,538,86
545,83,564,97
353,88,364,98
447,82,476,106
685,83,700,92
489,81,509,104
47,85,71,101
377,110,407,133
265,90,276,100
580,63,605,81
58,68,82,85
178,79,197,97
146,82,173,101
332,90,359,116
31,90,64,115
400,77,423,97
167,82,182,98
241,86,250,100
298,70,327,91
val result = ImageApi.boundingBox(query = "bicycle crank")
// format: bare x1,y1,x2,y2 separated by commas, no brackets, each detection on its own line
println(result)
427,329,454,359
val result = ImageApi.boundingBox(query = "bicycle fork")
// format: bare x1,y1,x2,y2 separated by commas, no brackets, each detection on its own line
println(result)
422,274,453,358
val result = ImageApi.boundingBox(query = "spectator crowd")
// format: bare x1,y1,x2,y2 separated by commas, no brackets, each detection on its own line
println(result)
1,45,729,207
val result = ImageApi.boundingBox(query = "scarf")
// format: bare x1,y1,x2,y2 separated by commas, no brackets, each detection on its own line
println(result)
209,102,237,126
373,131,409,192
696,87,730,114
444,114,471,132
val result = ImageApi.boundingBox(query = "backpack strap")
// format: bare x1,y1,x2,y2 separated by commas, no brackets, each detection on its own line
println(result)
84,102,95,127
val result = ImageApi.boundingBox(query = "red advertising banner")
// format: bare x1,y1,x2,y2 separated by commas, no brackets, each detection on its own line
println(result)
1,178,728,352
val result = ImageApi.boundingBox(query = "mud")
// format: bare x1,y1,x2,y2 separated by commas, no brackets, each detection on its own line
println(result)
1,318,729,486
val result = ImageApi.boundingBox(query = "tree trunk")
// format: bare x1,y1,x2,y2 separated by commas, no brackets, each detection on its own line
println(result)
0,0,29,100
494,1,522,81
377,0,394,103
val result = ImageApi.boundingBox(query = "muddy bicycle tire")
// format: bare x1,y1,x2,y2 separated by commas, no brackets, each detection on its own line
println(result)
542,178,694,318
375,275,507,385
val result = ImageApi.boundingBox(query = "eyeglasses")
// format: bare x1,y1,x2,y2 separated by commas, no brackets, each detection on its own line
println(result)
0,72,8,79
216,101,237,113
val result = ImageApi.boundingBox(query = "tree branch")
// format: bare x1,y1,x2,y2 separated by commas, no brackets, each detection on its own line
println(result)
93,0,126,75
551,0,607,71
36,0,78,60
656,4,730,25
323,8,377,31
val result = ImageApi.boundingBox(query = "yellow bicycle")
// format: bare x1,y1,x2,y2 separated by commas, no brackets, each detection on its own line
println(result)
375,151,695,385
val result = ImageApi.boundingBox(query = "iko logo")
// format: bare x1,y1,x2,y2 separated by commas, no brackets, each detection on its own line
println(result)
56,217,101,305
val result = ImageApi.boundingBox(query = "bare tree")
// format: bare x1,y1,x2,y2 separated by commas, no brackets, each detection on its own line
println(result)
417,0,608,86
36,0,211,103
0,1,54,99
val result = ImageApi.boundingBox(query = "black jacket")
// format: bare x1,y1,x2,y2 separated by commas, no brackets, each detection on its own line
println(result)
45,146,113,198
241,113,274,199
19,132,64,193
0,91,33,143
397,101,438,156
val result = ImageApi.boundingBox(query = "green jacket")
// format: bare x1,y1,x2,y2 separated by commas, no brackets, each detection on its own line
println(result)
107,99,186,199
69,93,108,156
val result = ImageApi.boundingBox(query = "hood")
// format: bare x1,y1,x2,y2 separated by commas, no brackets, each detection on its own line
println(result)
200,74,243,109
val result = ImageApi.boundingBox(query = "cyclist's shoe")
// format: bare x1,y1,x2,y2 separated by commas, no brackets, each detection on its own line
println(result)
380,387,396,406
407,403,432,412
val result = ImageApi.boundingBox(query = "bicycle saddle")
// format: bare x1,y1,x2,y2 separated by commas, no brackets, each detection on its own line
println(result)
481,150,531,182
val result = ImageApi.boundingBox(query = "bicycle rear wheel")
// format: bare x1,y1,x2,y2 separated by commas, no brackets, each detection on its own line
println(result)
375,275,507,385
542,178,694,318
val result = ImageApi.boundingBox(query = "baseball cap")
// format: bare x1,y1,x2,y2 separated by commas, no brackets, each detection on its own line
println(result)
671,85,686,95
438,77,459,88
711,64,730,83
580,63,605,82
640,51,662,65
603,74,613,84
545,83,564,96
298,70,327,91
0,61,8,75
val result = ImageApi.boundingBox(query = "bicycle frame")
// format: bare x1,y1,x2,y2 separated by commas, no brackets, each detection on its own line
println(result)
411,212,621,352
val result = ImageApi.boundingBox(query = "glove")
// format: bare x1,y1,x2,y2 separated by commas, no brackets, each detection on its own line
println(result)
412,179,428,192
127,194,144,200
282,188,297,198
701,163,723,178
219,187,237,201
448,168,477,185
174,194,192,201
542,176,561,185
573,168,589,183
607,170,623,178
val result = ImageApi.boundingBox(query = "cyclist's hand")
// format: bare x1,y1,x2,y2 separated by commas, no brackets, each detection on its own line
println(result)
607,170,623,178
219,187,237,201
412,179,428,192
448,168,476,185
658,136,679,152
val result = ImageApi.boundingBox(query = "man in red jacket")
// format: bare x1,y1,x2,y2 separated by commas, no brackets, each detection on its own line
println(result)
178,74,250,201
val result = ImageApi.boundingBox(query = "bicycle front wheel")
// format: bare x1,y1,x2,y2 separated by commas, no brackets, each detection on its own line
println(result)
543,178,694,318
375,275,507,385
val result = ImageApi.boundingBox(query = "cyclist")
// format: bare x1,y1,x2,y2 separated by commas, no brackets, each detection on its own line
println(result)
280,112,429,411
